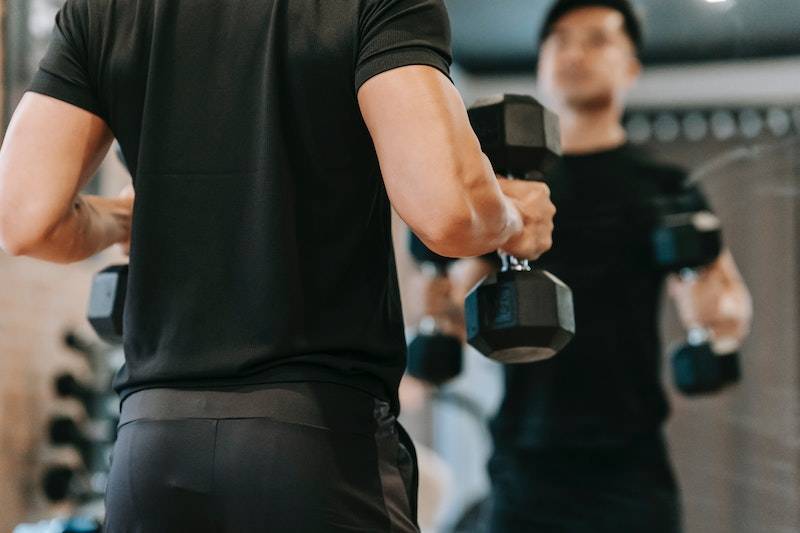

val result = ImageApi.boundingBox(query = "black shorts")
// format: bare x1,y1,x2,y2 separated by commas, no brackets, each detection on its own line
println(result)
103,382,419,532
487,433,681,533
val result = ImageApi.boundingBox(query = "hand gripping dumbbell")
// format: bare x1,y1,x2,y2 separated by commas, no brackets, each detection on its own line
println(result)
651,191,741,395
87,146,130,345
464,94,575,363
406,232,463,385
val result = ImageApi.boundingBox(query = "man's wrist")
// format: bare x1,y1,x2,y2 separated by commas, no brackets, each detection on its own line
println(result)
82,195,131,250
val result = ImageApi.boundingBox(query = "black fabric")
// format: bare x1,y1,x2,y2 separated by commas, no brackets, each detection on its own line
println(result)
487,432,681,532
490,144,701,450
29,0,453,414
104,382,419,532
539,0,644,51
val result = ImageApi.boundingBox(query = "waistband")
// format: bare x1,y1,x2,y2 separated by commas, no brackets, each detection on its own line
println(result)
119,382,390,435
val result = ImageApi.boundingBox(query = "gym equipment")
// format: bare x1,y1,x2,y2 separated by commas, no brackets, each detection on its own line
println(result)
672,328,741,395
87,264,128,345
41,465,101,504
54,374,116,419
406,232,463,385
464,94,575,363
651,191,741,395
48,416,114,472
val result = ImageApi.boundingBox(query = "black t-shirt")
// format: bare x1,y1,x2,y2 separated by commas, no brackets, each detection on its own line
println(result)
30,0,452,412
491,144,704,450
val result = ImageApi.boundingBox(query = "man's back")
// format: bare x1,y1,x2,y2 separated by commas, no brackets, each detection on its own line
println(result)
31,0,452,406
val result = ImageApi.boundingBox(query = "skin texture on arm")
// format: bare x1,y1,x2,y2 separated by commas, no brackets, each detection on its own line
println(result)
358,65,530,259
668,249,753,344
0,93,131,263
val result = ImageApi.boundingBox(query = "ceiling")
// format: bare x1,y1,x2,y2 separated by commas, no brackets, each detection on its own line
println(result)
446,0,800,72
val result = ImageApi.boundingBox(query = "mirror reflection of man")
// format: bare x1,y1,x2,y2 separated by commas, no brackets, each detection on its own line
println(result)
412,1,753,530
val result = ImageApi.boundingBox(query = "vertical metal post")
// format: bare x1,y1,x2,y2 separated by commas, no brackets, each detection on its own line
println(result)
3,0,30,133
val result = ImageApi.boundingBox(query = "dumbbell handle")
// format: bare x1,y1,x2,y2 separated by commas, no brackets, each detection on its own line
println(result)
686,327,740,355
499,171,533,272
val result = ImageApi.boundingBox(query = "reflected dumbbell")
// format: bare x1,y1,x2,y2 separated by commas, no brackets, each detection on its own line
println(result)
652,191,741,395
672,328,741,395
465,95,575,363
407,233,462,385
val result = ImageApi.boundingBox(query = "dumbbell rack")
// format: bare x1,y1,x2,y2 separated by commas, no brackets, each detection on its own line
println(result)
22,332,125,533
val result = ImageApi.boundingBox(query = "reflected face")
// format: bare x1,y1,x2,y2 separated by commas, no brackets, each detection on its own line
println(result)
538,7,641,111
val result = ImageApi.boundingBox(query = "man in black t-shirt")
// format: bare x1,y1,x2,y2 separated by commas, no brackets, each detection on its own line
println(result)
0,1,559,531
413,1,752,531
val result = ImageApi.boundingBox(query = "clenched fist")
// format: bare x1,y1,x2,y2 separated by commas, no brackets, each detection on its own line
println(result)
497,178,556,261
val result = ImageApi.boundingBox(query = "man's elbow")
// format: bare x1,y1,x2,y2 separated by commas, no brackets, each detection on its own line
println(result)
0,225,40,257
417,210,492,259
0,207,53,257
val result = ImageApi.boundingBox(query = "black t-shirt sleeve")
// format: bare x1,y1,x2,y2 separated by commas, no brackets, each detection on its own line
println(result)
355,0,453,91
27,0,104,120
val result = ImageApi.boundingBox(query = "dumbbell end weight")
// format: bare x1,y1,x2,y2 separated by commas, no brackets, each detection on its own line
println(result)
672,342,737,396
87,265,128,344
42,466,75,502
466,270,575,364
407,333,463,385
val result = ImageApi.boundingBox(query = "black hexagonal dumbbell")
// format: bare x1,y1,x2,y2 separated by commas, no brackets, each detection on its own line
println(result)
42,465,98,504
54,373,117,420
464,94,575,363
48,416,116,473
651,190,741,395
406,232,463,385
87,264,128,345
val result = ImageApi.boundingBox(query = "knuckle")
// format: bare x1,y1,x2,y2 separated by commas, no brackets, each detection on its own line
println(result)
540,183,551,197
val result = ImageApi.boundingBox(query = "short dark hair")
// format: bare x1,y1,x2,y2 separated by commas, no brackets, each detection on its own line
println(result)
538,0,644,53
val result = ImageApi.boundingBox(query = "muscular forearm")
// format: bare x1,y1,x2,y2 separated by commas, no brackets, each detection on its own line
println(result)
18,195,131,264
443,155,524,257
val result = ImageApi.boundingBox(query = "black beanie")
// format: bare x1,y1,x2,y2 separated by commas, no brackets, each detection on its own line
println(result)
539,0,644,52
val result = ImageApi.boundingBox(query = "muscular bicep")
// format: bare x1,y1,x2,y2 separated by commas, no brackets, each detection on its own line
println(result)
358,65,488,241
0,93,113,245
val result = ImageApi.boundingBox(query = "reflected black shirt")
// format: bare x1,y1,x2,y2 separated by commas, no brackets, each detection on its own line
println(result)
491,145,701,449
29,0,452,412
